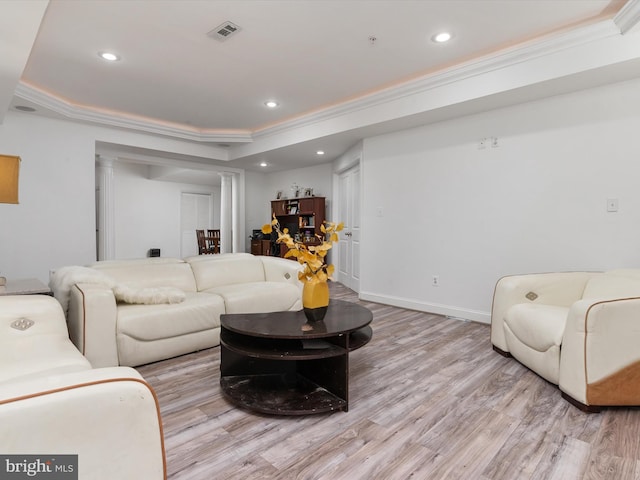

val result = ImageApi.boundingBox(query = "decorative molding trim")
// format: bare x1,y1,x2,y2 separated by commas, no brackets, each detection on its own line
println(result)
358,291,491,324
14,18,620,147
252,20,620,140
614,0,640,34
14,82,253,144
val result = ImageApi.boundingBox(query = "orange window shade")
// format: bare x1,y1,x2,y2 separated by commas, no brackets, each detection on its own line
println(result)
0,155,20,204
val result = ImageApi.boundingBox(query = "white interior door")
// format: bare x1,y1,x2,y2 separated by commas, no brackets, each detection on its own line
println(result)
337,165,360,292
181,193,213,257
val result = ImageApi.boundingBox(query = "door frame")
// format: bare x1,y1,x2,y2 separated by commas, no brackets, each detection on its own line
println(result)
180,191,214,258
332,153,362,293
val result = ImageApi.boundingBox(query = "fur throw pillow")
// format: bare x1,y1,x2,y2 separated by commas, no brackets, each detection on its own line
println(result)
50,265,186,311
49,266,116,314
113,285,186,305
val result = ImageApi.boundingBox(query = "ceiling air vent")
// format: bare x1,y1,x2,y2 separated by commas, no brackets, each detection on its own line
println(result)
208,21,241,42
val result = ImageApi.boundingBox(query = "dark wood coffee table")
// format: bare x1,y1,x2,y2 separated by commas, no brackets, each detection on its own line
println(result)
220,299,373,415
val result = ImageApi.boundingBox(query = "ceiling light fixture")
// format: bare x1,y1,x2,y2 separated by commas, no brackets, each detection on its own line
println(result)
432,32,452,43
264,100,279,108
316,150,325,156
98,51,120,61
260,161,268,167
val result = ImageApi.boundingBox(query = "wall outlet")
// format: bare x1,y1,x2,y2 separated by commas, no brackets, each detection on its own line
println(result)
432,275,440,287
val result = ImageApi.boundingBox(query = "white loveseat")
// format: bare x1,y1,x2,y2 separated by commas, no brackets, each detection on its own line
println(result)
0,295,166,479
56,253,302,367
491,269,640,411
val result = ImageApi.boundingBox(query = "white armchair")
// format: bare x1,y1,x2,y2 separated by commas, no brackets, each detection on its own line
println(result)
0,295,166,479
491,270,640,412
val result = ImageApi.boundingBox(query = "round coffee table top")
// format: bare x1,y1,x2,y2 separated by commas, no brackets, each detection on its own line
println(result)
221,299,372,340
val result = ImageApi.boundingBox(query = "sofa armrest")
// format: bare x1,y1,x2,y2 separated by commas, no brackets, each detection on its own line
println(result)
560,297,640,406
0,367,166,479
491,272,597,351
68,283,119,367
259,256,304,292
0,295,70,337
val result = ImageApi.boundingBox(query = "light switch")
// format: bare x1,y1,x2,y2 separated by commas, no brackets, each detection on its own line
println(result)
607,198,619,212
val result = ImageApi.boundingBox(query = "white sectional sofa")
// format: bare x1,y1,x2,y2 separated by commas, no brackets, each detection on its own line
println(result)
57,253,302,368
0,295,166,479
491,269,640,411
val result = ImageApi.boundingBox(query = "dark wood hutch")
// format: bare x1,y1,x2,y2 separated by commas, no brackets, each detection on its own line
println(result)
251,196,326,257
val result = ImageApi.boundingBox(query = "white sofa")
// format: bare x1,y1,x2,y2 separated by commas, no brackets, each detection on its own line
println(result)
58,253,302,368
0,295,166,479
491,269,640,411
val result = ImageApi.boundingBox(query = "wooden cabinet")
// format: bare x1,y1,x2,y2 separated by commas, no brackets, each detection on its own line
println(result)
271,197,325,257
250,239,271,256
271,200,288,216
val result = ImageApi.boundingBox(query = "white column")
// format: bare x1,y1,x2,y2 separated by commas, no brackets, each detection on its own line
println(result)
232,173,241,253
219,172,233,254
96,156,116,260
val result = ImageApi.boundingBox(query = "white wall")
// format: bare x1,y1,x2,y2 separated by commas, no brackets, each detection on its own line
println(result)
0,111,226,282
112,162,220,259
6,74,639,315
361,77,640,323
244,162,334,233
0,108,331,283
0,113,96,281
333,142,362,174
243,170,271,251
267,163,333,218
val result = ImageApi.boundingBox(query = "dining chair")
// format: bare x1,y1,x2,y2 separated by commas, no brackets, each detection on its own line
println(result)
196,229,213,255
206,229,220,254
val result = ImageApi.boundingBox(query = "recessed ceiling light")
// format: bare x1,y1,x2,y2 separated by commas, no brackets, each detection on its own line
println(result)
259,161,268,167
98,51,120,61
264,100,279,108
316,150,325,156
432,32,452,43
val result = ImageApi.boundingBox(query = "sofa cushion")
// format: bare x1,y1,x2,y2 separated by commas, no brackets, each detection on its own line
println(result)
92,258,197,292
582,274,640,300
204,282,301,313
0,296,91,383
0,335,91,384
187,254,266,291
116,292,225,341
504,304,569,352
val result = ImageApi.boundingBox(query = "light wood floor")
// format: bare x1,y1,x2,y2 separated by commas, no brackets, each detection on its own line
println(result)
137,283,640,480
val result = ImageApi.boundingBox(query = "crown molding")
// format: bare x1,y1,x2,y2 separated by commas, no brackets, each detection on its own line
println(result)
614,0,640,34
13,82,253,144
14,17,621,148
252,19,619,140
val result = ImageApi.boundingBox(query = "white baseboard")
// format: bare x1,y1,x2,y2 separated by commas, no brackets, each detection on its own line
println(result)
358,291,491,324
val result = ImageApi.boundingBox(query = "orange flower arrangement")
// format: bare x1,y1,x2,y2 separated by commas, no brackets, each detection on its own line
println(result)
262,215,343,283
